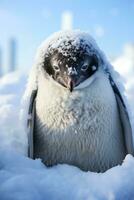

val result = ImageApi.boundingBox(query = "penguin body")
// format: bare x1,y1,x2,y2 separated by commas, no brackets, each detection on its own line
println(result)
27,31,133,172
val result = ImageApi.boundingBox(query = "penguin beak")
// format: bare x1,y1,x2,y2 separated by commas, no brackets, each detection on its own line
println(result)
67,67,78,92
67,78,74,92
67,76,77,92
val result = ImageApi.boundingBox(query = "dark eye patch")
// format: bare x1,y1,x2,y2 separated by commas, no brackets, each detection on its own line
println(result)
80,55,98,77
80,55,98,71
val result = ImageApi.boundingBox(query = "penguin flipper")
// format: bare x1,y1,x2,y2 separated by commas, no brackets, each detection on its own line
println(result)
27,89,37,159
109,75,134,155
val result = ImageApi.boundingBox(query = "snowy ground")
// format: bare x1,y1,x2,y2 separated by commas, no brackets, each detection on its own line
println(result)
0,40,134,199
0,150,134,200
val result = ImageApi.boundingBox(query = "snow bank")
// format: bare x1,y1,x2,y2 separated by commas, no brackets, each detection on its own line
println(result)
0,150,134,200
0,31,134,200
0,71,28,155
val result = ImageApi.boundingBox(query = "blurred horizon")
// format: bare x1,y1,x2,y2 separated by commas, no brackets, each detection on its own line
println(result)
0,0,134,75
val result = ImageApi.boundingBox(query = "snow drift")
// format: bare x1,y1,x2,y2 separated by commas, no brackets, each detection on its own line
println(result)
0,31,134,200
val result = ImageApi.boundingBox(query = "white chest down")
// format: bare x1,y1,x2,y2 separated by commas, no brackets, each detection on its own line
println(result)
34,72,126,172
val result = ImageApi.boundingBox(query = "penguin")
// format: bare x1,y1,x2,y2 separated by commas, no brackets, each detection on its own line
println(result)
27,31,134,172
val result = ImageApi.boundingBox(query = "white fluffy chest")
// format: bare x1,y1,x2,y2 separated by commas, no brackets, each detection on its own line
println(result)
36,71,116,131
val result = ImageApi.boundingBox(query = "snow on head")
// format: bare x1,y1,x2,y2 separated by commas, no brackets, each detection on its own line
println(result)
0,30,134,199
45,31,98,58
36,31,104,65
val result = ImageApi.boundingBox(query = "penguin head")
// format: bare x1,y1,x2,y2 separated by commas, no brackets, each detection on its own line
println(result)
43,37,100,92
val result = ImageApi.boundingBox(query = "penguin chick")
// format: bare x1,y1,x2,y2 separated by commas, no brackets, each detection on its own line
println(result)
29,31,134,172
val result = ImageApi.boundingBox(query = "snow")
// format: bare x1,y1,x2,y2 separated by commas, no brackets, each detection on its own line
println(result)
0,150,134,200
0,71,28,155
0,31,134,199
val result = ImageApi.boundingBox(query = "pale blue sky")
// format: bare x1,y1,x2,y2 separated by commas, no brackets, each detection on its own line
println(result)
0,0,134,73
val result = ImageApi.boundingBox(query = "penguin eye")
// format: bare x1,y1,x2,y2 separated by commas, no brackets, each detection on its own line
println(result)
53,65,60,71
81,64,88,71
